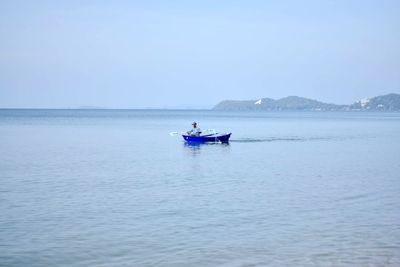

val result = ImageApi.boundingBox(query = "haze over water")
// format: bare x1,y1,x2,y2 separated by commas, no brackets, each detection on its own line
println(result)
1,109,400,266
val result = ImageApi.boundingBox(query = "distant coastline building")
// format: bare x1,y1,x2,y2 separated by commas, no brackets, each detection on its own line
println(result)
360,98,370,108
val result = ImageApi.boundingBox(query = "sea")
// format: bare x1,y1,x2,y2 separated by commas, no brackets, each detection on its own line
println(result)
1,109,399,267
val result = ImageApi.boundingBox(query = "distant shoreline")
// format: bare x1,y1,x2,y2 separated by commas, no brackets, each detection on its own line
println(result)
1,93,399,111
0,108,399,113
213,93,400,112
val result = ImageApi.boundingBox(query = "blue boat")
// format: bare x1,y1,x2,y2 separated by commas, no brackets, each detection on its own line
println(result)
182,133,232,143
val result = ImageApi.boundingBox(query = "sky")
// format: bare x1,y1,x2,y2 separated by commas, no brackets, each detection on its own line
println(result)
0,0,399,108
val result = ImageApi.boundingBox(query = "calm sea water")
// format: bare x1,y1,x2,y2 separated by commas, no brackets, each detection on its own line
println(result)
1,109,400,267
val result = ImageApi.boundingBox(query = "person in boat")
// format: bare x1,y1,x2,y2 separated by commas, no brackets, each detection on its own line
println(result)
187,122,202,136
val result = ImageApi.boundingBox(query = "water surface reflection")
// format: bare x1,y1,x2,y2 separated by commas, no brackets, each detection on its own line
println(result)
183,141,230,157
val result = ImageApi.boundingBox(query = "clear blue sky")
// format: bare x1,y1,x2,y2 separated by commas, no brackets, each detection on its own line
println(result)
0,0,399,108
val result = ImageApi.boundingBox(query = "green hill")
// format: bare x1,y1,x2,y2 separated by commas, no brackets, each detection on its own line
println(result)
213,93,400,111
350,93,400,111
214,96,346,111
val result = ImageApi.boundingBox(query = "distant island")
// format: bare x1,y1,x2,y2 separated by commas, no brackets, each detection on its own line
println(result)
213,93,400,111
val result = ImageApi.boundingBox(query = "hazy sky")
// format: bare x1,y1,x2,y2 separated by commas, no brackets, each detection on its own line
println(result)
0,0,399,108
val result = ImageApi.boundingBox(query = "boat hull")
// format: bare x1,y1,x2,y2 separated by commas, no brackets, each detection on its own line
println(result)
182,133,231,143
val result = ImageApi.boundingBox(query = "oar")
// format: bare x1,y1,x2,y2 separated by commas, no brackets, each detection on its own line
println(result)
169,129,218,136
205,129,218,134
169,131,185,136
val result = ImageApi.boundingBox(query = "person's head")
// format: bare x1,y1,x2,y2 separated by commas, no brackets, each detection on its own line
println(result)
192,122,197,128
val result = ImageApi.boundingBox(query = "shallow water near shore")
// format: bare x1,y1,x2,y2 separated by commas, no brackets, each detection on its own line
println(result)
1,109,400,267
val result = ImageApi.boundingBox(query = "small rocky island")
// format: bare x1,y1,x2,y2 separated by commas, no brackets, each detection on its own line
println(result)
213,93,400,111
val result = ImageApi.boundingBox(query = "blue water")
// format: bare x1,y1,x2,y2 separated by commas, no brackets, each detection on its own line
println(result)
1,109,400,267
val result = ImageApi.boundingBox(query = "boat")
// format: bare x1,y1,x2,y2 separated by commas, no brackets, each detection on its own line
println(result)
182,133,232,143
